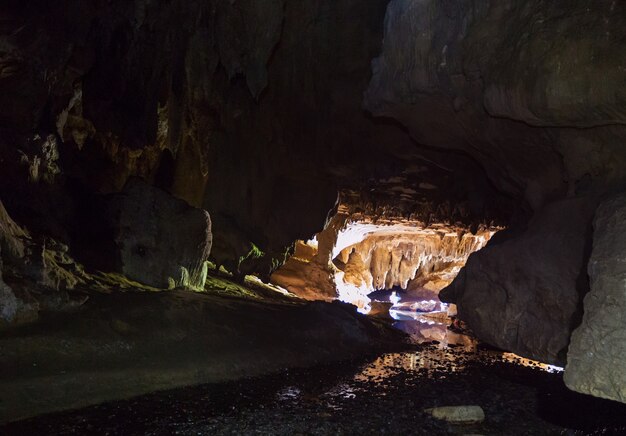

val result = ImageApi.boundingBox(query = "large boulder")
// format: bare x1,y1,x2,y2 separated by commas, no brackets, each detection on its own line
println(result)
441,198,596,364
565,193,626,403
108,178,212,289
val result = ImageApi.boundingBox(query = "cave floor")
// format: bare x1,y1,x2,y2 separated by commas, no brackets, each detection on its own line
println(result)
0,284,403,424
4,327,626,435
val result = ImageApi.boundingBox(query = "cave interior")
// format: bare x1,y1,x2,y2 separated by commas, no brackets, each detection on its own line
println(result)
2,0,626,433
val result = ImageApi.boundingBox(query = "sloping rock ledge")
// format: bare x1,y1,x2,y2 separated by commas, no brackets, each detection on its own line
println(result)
0,290,405,424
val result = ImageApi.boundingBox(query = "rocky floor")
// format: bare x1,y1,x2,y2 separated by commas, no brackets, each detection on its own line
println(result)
4,325,626,435
0,286,404,423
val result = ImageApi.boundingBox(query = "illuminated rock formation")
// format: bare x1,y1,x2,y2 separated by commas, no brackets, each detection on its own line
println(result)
269,240,336,301
336,226,495,292
565,193,626,402
2,0,626,406
272,205,498,312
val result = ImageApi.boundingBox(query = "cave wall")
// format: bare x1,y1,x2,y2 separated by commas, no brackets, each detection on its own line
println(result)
3,0,450,280
2,0,626,403
0,0,513,280
367,0,626,367
366,0,626,206
565,194,626,402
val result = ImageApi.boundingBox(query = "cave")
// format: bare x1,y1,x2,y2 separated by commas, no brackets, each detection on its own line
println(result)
2,0,626,434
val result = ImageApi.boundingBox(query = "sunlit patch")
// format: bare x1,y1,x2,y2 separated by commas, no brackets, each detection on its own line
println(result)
244,275,292,296
501,353,564,373
305,236,318,249
334,270,372,313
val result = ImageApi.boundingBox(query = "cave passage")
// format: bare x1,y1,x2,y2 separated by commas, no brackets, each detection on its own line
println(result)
272,210,499,315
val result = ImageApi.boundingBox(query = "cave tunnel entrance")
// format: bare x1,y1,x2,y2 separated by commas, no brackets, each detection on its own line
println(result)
270,199,501,319
269,203,508,349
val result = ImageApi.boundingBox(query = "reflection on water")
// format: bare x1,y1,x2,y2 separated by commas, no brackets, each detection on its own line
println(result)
365,309,565,387
390,309,473,348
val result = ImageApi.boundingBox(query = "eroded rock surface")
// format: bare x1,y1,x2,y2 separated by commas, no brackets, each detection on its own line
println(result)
272,201,498,311
367,1,626,371
0,199,89,326
108,178,212,289
336,227,494,292
565,193,626,403
366,0,626,206
0,259,17,323
0,290,405,423
441,198,596,365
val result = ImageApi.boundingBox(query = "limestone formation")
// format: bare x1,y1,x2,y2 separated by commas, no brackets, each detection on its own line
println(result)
1,0,626,406
565,194,626,403
336,227,494,293
108,178,213,289
366,0,626,206
270,241,337,301
425,405,485,424
272,211,497,311
441,198,596,365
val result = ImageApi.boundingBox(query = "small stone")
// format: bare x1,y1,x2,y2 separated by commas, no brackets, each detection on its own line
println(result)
424,405,485,424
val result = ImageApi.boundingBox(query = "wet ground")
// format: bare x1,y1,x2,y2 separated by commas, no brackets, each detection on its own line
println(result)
4,316,626,435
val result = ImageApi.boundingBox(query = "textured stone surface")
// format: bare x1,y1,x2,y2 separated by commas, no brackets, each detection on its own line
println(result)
425,405,485,424
565,194,626,403
367,1,626,368
0,258,17,323
0,290,404,423
441,198,596,364
0,0,506,278
0,200,90,326
108,178,212,289
272,207,497,310
336,227,494,292
366,0,626,206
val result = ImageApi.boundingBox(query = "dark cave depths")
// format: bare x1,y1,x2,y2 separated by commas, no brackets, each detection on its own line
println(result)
2,0,626,434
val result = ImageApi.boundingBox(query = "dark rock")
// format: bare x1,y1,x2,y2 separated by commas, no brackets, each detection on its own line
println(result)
0,290,404,423
565,193,626,403
0,255,18,323
441,198,596,364
366,0,626,205
108,178,212,289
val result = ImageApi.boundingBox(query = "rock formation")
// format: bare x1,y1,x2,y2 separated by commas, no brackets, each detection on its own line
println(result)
272,198,498,312
336,226,494,293
565,193,626,402
1,0,626,405
0,200,89,327
0,257,17,323
366,0,626,206
366,0,626,371
107,178,213,289
442,198,596,365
